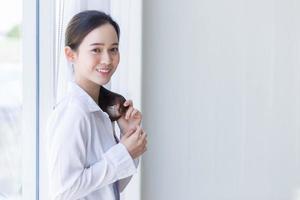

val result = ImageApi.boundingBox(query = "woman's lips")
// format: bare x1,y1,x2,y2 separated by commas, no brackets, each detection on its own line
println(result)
96,68,111,76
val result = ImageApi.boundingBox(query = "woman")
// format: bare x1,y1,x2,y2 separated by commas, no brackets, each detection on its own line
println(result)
46,10,147,200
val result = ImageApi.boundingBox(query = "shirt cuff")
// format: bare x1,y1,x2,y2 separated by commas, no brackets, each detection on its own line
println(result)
104,143,137,179
133,157,140,168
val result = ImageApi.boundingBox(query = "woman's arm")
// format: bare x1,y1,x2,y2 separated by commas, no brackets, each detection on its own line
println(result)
111,121,140,192
118,157,140,192
47,105,137,199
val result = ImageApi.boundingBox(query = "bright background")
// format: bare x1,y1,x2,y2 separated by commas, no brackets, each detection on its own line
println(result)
2,0,300,200
0,0,22,199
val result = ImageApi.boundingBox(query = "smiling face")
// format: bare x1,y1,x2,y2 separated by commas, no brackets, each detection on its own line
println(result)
65,23,120,88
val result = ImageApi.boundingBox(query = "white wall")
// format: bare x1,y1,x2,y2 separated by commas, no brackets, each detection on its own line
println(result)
141,0,300,199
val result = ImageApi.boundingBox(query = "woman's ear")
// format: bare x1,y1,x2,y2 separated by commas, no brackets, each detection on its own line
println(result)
64,46,76,63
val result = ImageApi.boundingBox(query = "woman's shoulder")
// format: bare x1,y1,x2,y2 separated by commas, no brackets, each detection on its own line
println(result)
54,94,91,116
45,95,92,152
47,95,91,128
46,94,92,136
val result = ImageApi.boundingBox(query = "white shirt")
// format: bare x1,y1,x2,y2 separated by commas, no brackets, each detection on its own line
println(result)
46,81,139,200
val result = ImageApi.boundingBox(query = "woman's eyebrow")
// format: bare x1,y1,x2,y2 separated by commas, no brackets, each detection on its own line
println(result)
90,43,119,46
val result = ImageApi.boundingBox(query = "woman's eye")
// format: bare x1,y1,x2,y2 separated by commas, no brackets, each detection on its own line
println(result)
92,48,102,53
110,47,119,53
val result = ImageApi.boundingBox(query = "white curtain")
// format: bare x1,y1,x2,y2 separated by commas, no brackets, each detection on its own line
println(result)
110,3,142,200
54,0,110,106
52,1,142,200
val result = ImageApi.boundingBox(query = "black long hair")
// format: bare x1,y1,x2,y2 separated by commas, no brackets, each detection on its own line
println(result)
65,10,127,121
65,10,120,51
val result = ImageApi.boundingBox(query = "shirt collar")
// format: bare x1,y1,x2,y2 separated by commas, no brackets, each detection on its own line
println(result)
67,81,101,113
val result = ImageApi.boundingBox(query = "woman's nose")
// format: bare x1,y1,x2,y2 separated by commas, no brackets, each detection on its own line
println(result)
100,50,112,65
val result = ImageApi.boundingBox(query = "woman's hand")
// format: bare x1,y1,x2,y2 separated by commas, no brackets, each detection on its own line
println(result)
120,126,147,159
117,100,142,135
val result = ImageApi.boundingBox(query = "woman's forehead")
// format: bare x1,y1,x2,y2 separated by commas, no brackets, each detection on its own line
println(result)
82,24,119,46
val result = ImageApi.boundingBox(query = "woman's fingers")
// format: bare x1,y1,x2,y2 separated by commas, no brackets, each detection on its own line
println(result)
131,126,142,137
131,109,138,118
139,128,146,143
123,99,142,120
123,128,136,138
124,99,133,107
139,130,147,146
125,106,134,120
131,109,142,119
120,125,148,159
123,99,133,119
142,145,147,153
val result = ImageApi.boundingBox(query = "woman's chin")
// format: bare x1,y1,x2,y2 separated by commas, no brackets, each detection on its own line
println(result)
95,78,111,86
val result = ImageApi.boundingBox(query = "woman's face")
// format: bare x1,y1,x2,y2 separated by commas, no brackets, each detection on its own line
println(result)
72,23,120,86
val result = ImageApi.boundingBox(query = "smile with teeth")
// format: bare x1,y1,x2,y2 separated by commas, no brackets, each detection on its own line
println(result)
96,68,111,74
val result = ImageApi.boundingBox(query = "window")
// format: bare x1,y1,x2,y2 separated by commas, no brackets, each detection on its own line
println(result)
0,0,22,199
0,1,143,199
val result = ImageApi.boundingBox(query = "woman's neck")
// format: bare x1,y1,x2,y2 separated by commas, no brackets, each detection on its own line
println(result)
75,78,101,103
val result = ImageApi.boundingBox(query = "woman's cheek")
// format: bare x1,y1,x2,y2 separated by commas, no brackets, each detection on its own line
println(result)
114,56,120,66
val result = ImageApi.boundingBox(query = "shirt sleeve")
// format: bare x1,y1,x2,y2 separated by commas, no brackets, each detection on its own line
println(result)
110,121,140,192
47,105,137,200
118,157,140,192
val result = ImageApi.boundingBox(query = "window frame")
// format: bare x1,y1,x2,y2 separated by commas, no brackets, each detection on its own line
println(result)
23,0,55,199
22,0,39,199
